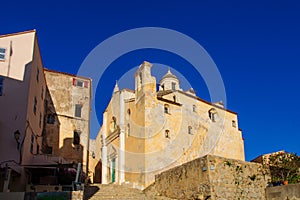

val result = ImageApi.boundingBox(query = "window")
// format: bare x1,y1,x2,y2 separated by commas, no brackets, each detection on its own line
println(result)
208,108,217,122
39,113,42,128
232,120,237,128
173,95,176,102
41,86,44,99
37,144,40,154
193,105,197,112
0,48,6,60
36,67,39,82
0,76,4,96
75,104,82,118
126,109,131,120
161,84,165,91
165,130,170,138
33,97,37,114
47,114,55,124
112,116,117,129
73,78,88,88
76,80,83,87
30,133,35,153
164,104,169,114
73,131,80,145
127,124,130,136
188,126,192,134
172,82,176,90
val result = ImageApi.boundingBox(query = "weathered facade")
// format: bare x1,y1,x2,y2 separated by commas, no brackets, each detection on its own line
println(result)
97,61,245,189
43,69,92,174
148,154,269,200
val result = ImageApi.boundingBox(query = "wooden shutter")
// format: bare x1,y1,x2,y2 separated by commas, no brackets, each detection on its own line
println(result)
73,78,76,86
84,80,88,88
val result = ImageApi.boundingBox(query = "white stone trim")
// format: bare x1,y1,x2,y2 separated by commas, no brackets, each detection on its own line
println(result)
119,91,125,183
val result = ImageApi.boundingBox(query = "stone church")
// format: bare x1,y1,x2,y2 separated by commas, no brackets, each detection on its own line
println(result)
94,61,245,189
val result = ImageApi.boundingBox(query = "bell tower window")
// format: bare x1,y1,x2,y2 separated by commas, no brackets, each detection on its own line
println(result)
172,82,176,90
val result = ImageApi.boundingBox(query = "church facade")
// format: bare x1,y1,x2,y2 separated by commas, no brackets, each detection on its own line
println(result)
97,61,245,189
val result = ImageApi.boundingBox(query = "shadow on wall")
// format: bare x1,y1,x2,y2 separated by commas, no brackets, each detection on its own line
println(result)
94,161,102,183
59,138,83,164
83,185,100,200
42,86,60,156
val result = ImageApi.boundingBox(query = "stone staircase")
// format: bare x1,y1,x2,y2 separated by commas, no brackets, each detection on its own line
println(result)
84,184,175,200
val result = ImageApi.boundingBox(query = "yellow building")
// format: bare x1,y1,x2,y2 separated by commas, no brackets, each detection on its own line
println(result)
43,69,92,174
94,61,245,189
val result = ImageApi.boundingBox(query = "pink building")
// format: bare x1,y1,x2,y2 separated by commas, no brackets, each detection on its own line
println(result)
0,30,91,192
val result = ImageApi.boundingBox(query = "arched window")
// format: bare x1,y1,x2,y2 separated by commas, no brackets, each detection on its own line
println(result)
188,126,192,134
173,95,176,102
208,108,217,122
127,109,131,120
164,104,169,114
165,130,170,138
110,116,117,132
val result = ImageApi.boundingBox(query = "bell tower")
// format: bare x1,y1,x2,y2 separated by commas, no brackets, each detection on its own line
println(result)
135,61,156,101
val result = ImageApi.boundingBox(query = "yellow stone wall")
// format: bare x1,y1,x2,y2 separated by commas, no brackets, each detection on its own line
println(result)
44,70,91,173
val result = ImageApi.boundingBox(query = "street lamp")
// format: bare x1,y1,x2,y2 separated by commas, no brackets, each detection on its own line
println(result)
14,130,20,149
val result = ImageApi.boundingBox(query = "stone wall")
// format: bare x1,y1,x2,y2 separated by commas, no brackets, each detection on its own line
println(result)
266,184,300,200
148,155,269,200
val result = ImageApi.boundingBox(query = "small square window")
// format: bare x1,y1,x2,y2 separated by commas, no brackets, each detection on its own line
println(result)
75,104,82,118
77,80,83,87
0,48,6,60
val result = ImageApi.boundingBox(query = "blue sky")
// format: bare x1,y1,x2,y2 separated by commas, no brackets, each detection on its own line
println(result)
2,0,299,161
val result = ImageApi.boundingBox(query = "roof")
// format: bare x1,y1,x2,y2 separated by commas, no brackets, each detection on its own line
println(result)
160,69,179,83
182,90,237,114
44,68,92,81
0,29,36,38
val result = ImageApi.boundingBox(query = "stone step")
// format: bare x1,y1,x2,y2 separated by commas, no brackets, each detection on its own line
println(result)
84,184,175,200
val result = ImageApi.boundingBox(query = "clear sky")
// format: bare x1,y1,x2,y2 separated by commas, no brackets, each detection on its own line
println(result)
2,0,299,161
